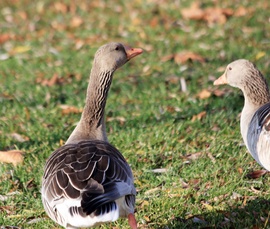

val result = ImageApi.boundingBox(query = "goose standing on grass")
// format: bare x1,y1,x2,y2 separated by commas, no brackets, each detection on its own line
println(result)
214,59,270,170
42,42,143,229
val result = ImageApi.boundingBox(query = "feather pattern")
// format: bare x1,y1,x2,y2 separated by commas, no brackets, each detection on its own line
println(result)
247,103,270,170
42,140,136,228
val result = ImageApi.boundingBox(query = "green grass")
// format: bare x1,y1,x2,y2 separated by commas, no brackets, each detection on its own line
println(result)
1,0,270,228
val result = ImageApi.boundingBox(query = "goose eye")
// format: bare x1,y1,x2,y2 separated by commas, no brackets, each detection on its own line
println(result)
228,67,232,70
115,46,119,51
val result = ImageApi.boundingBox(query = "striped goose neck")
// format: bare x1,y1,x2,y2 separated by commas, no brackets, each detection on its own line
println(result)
82,69,114,131
242,68,270,108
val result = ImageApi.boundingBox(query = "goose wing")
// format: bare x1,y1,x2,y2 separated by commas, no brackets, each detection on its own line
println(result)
42,140,135,222
247,102,270,170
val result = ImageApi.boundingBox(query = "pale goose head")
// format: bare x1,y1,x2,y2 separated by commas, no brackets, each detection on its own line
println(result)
214,59,270,108
214,59,270,171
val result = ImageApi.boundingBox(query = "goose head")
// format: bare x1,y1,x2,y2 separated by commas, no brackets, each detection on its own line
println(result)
214,59,270,108
214,59,257,89
94,42,143,72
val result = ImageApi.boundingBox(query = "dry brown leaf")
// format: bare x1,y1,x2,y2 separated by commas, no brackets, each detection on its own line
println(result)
161,54,175,62
150,16,159,28
59,105,83,115
107,116,126,125
213,88,226,97
181,2,234,25
234,6,251,17
204,8,233,25
145,187,161,195
0,150,24,166
181,2,204,20
183,152,203,160
165,75,179,85
166,105,181,113
54,2,68,13
174,51,205,64
38,73,59,86
207,152,216,163
0,34,10,44
9,133,29,142
180,179,189,188
238,167,243,174
197,89,211,99
189,178,201,186
246,170,268,179
191,111,206,122
70,16,83,28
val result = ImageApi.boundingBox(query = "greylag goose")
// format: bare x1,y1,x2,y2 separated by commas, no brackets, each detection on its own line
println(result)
42,42,143,229
214,59,270,171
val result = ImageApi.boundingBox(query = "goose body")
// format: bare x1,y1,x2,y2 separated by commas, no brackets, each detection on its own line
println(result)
214,59,270,170
41,42,143,229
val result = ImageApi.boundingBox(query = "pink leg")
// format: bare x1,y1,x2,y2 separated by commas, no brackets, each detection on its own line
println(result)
128,213,138,229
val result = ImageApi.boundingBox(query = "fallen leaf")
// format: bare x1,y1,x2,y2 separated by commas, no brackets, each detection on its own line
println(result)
150,16,159,28
107,116,126,125
181,2,204,20
191,111,207,122
181,2,234,25
144,215,151,222
183,152,203,160
180,178,189,188
234,6,251,17
204,8,233,25
165,75,179,85
238,167,243,174
145,187,161,195
165,106,181,113
174,51,205,64
54,2,68,13
212,88,226,97
246,170,268,179
207,152,216,163
255,51,266,60
10,46,31,55
161,54,175,62
138,199,149,208
0,34,10,44
197,89,211,99
70,16,83,28
202,202,213,211
59,104,83,115
38,73,60,86
27,218,47,224
9,133,29,142
250,185,261,194
0,150,24,166
0,195,9,201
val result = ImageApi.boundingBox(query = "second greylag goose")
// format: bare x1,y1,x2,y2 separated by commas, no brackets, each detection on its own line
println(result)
41,42,143,229
214,59,270,170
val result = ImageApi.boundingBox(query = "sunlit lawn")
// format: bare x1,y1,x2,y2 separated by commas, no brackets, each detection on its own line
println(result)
1,0,270,228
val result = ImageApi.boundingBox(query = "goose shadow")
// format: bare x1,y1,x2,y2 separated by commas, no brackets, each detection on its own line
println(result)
161,197,270,229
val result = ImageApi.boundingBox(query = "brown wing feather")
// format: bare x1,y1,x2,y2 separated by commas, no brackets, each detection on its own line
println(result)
42,140,135,216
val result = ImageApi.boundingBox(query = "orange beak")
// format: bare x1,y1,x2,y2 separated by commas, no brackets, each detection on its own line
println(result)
124,45,143,61
213,72,227,85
